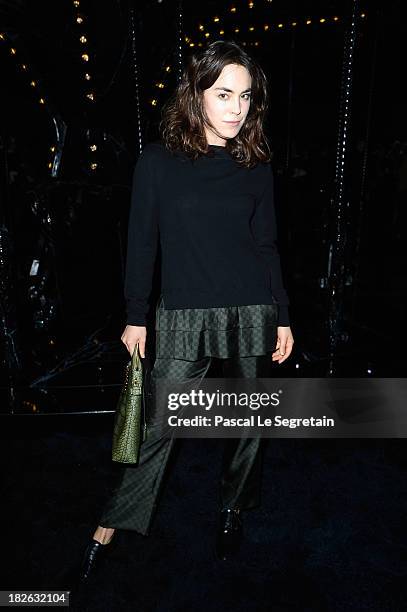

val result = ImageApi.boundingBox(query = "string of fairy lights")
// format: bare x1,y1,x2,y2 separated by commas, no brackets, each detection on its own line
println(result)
149,8,367,108
71,0,99,172
71,0,96,104
1,3,368,174
0,32,47,108
0,0,98,174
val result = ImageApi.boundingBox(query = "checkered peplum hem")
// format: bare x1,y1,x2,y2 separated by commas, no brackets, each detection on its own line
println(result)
155,295,279,361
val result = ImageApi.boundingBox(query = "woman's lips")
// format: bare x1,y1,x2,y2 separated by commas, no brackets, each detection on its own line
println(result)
224,120,240,126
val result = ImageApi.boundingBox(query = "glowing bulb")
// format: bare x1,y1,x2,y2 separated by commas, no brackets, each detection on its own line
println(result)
21,64,27,70
30,80,36,87
264,24,269,30
234,28,239,33
73,0,80,5
199,24,204,30
165,66,170,71
230,7,236,12
90,144,97,151
205,32,210,37
81,53,89,62
80,35,87,43
249,26,254,31
90,163,97,170
320,18,326,23
39,98,45,104
278,23,283,28
219,30,224,35
76,16,83,24
213,17,219,22
10,47,16,54
84,73,91,80
306,19,312,24
86,92,95,100
0,33,5,40
151,99,157,106
50,146,55,152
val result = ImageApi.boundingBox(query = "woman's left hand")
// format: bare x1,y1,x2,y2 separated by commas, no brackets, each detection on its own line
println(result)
272,326,294,364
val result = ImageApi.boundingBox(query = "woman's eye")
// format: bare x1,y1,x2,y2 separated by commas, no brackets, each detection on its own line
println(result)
218,93,251,100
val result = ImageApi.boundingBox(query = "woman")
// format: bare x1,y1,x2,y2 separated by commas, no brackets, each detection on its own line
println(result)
80,39,294,579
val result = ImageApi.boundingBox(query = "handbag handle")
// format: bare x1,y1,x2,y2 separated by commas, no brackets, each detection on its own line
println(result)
131,342,142,371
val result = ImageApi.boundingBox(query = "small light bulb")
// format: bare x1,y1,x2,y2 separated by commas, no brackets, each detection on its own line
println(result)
90,144,97,151
80,35,87,43
90,163,97,170
39,98,45,104
84,73,91,80
81,53,89,62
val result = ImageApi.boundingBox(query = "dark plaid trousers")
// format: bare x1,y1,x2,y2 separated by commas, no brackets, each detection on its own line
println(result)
98,352,272,536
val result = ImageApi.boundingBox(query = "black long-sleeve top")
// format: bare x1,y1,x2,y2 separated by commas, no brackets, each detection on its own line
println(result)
124,140,290,327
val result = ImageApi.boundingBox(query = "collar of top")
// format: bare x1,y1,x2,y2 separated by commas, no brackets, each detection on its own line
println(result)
207,144,231,159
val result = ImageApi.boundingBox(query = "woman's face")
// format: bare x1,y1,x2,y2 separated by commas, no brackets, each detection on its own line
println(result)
202,63,252,146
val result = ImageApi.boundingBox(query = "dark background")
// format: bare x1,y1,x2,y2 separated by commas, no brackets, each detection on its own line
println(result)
0,0,406,406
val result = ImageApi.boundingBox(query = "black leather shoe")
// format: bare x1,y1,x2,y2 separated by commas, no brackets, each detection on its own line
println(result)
215,508,243,561
79,535,116,581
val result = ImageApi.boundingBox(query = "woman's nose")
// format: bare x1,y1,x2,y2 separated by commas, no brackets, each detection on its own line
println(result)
230,97,241,115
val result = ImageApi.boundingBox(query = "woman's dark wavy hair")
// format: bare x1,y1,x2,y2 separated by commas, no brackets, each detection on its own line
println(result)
159,40,272,168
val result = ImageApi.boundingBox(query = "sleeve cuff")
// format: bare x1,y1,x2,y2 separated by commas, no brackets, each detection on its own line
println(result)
126,314,147,326
277,304,290,327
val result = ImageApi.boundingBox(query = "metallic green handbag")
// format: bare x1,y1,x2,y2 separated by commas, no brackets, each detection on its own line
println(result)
112,343,148,464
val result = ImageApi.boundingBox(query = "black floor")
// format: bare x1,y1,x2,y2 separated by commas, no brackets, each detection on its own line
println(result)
2,414,407,611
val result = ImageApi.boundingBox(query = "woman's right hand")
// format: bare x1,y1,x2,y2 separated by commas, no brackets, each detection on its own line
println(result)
121,325,147,358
